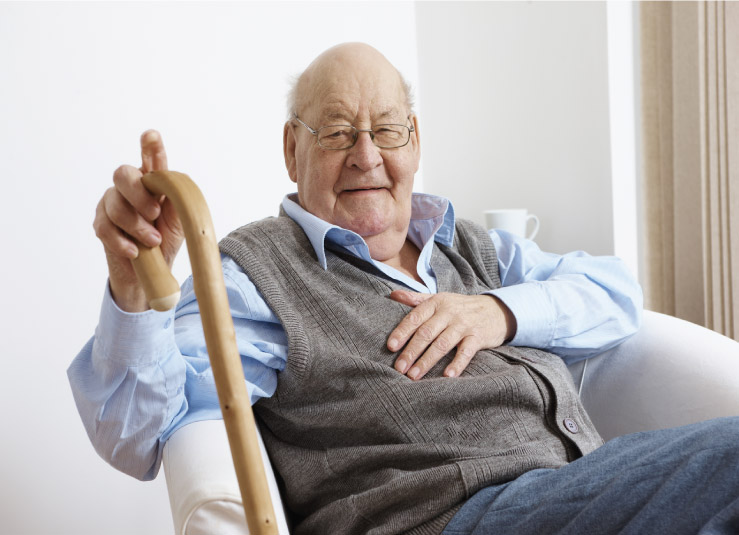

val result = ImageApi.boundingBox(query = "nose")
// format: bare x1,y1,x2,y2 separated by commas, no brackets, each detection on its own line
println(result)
345,130,383,171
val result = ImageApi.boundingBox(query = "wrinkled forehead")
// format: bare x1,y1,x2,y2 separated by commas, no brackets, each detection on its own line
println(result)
300,69,408,126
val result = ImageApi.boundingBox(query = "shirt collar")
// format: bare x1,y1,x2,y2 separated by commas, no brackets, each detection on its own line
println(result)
281,193,456,269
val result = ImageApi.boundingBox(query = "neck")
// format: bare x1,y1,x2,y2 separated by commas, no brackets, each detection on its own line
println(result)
376,238,423,284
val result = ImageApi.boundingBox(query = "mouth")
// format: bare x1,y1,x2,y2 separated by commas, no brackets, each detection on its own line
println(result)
342,186,386,193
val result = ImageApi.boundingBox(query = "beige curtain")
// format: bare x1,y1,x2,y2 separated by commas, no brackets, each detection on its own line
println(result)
641,1,739,340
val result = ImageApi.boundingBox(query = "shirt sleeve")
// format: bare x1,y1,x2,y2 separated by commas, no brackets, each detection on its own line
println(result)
486,229,643,363
66,255,286,481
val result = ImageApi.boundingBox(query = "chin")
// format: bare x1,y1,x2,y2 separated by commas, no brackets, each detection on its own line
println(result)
342,215,392,237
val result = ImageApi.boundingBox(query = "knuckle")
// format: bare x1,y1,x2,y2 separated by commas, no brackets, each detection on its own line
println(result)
133,221,151,238
113,165,140,187
93,201,115,238
399,348,415,362
413,352,433,369
416,324,435,341
93,200,103,225
458,338,480,359
407,310,423,326
434,334,453,353
446,324,463,339
93,223,118,251
428,295,444,310
105,197,126,225
113,165,128,183
456,346,475,361
92,217,105,239
436,292,453,305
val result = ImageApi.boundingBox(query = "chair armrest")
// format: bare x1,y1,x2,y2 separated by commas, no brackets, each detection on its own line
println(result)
573,310,739,441
163,419,290,535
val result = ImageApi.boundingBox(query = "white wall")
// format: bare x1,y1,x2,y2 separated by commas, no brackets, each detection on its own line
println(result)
0,3,418,534
416,1,615,256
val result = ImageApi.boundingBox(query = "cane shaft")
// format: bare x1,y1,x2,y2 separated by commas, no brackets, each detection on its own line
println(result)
131,170,278,535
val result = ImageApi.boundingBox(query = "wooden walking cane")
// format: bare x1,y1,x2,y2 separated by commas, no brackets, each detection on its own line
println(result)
130,170,278,535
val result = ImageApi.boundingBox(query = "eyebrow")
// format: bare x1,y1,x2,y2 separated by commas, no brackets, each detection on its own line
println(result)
323,109,402,124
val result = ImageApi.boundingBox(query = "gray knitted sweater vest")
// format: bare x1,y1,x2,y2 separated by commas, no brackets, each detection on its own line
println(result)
220,214,603,535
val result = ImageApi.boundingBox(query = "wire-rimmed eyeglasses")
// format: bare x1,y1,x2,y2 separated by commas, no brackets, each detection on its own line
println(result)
293,114,414,150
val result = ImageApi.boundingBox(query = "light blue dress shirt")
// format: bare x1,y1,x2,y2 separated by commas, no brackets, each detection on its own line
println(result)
68,193,642,481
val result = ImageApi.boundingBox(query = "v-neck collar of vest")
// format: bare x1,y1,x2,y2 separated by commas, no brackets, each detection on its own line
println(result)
281,193,456,270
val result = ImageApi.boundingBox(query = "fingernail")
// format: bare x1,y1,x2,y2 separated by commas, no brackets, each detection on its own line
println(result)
388,338,399,351
148,231,161,245
445,368,457,378
127,245,139,259
395,359,408,374
407,367,420,380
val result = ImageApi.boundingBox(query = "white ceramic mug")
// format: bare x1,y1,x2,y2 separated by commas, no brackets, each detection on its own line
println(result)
483,209,540,240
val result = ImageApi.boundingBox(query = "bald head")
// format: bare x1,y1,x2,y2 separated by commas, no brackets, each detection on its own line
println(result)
287,43,413,119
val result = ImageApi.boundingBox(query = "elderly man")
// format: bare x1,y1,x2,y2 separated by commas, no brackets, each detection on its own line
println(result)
70,43,738,534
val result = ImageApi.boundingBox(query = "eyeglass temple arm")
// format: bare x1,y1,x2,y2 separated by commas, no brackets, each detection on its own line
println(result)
130,170,279,535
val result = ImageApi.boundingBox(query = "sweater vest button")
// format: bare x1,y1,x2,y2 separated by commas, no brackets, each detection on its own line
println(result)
563,418,580,434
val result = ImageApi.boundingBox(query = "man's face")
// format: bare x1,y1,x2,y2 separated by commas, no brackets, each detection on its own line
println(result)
284,48,420,254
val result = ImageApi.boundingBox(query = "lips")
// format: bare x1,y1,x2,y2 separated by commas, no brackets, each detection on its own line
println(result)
344,187,385,192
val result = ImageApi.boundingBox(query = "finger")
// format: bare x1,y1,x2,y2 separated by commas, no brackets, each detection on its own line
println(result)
404,326,461,381
103,187,162,248
388,297,438,352
393,311,450,375
388,290,432,307
94,196,139,259
113,165,162,222
140,129,168,173
444,337,480,378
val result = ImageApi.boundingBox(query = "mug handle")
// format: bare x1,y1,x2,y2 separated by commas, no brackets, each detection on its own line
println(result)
526,214,540,241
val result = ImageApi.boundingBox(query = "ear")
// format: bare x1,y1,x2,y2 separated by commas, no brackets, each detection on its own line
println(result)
283,122,298,183
409,113,421,172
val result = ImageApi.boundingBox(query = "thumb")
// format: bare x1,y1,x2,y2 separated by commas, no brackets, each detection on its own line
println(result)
388,290,431,307
140,129,169,174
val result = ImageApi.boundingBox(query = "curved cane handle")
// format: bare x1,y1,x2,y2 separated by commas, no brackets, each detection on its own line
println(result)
131,170,278,535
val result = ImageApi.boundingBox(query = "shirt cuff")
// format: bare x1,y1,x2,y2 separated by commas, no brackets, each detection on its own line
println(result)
486,282,556,349
94,281,176,366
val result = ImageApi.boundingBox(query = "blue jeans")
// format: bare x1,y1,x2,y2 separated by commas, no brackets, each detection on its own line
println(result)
443,417,739,535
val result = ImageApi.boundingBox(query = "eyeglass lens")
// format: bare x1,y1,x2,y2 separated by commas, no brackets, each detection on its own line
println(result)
317,125,410,149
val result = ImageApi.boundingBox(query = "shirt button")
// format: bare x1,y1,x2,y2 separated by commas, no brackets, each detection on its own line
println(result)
563,418,580,434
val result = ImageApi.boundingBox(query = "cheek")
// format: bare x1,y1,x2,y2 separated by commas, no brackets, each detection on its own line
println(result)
386,156,417,190
296,155,344,207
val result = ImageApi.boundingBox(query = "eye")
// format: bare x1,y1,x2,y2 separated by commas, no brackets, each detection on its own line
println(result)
374,125,404,140
326,129,349,138
317,126,356,148
320,126,353,138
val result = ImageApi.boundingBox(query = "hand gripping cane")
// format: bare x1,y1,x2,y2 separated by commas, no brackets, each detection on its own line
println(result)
130,170,278,535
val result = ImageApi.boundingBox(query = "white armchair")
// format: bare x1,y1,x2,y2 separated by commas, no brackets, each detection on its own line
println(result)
163,310,739,535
